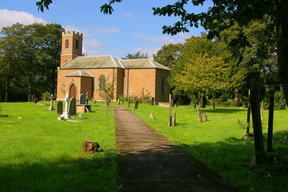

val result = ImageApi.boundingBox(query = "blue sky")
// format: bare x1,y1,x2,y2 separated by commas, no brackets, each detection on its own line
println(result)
1,0,212,59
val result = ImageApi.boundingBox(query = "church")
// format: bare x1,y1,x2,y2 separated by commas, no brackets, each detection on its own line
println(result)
56,31,171,103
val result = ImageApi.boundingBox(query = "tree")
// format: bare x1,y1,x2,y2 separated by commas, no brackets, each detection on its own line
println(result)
37,0,288,106
121,50,148,60
98,75,115,116
0,22,63,101
153,43,183,68
169,35,238,107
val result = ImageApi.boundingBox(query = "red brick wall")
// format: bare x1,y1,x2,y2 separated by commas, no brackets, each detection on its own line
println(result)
57,68,120,100
60,32,82,65
123,69,156,99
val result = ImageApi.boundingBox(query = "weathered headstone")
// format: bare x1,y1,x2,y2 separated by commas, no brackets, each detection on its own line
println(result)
168,94,172,127
198,112,202,123
28,95,32,102
149,113,155,119
117,99,120,105
57,101,63,115
151,97,154,105
48,94,55,111
134,100,139,109
61,94,72,119
203,113,207,122
172,111,176,126
68,97,76,115
79,94,86,105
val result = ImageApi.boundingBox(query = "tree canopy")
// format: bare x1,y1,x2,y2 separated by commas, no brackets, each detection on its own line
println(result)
121,51,148,60
0,22,63,101
153,43,183,68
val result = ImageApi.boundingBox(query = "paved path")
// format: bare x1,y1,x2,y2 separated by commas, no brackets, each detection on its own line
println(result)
114,106,238,192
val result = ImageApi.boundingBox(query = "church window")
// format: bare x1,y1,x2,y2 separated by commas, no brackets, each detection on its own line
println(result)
65,39,69,48
99,75,106,91
161,77,165,94
75,40,79,49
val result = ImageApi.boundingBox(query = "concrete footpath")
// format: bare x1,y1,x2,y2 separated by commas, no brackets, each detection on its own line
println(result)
114,106,238,192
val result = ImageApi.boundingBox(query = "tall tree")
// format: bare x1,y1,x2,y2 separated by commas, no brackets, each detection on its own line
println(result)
170,35,239,105
121,50,148,60
153,43,183,68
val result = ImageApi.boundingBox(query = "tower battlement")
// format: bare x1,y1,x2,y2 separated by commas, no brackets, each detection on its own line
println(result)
62,31,83,38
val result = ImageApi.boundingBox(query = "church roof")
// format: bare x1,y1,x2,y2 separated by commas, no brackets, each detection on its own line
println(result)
120,59,170,70
60,55,124,69
65,70,94,77
60,55,170,70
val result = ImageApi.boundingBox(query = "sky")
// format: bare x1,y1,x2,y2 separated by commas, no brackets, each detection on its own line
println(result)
1,0,212,59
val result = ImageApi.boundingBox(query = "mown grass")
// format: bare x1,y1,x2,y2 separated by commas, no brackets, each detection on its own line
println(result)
126,103,288,192
0,102,118,192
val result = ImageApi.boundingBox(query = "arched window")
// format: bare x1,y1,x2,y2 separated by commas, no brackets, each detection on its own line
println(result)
161,77,165,94
99,75,106,91
65,39,69,48
75,40,79,49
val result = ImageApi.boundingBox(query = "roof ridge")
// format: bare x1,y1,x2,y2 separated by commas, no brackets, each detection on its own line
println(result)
148,59,156,68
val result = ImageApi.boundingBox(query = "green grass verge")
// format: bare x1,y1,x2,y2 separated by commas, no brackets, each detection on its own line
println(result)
0,102,118,192
126,103,288,192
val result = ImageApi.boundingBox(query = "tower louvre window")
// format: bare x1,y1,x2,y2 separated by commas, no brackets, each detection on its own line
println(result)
75,40,79,49
65,39,69,48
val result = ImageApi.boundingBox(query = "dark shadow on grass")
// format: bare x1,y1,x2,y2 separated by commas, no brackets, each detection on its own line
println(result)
199,108,246,114
0,152,118,192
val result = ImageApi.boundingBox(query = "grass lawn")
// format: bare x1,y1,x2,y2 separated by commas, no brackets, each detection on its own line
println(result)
127,103,288,192
0,102,118,192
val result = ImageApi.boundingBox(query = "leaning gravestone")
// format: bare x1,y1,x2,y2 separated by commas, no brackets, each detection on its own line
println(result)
68,97,77,115
79,94,86,105
57,101,63,115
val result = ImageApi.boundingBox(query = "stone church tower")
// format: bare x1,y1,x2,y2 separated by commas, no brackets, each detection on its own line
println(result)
60,31,83,65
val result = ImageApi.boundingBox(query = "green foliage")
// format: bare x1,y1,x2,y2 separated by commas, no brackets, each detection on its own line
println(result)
97,75,115,115
138,87,151,103
0,22,63,101
121,50,148,60
153,43,183,68
0,102,118,191
264,89,287,110
170,35,238,103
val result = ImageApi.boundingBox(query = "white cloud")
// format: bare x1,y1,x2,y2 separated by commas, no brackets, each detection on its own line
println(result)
121,11,135,19
64,24,92,37
131,47,160,58
0,9,46,29
84,39,106,49
134,32,191,46
94,26,120,34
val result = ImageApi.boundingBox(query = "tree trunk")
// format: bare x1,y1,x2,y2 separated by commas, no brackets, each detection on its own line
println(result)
276,0,288,107
105,100,108,116
4,80,8,102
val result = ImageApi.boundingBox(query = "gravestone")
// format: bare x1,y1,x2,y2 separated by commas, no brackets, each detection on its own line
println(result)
128,97,130,107
198,112,202,123
134,100,139,109
28,95,32,102
117,99,120,105
68,97,77,115
203,113,208,121
151,97,154,105
79,94,86,105
172,111,176,126
48,94,55,111
149,113,155,119
57,101,63,115
61,94,72,119
32,94,35,102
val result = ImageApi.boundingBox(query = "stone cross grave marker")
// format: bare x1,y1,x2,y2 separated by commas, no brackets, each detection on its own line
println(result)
57,101,63,115
48,94,55,111
61,94,72,119
68,97,77,116
79,94,86,105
